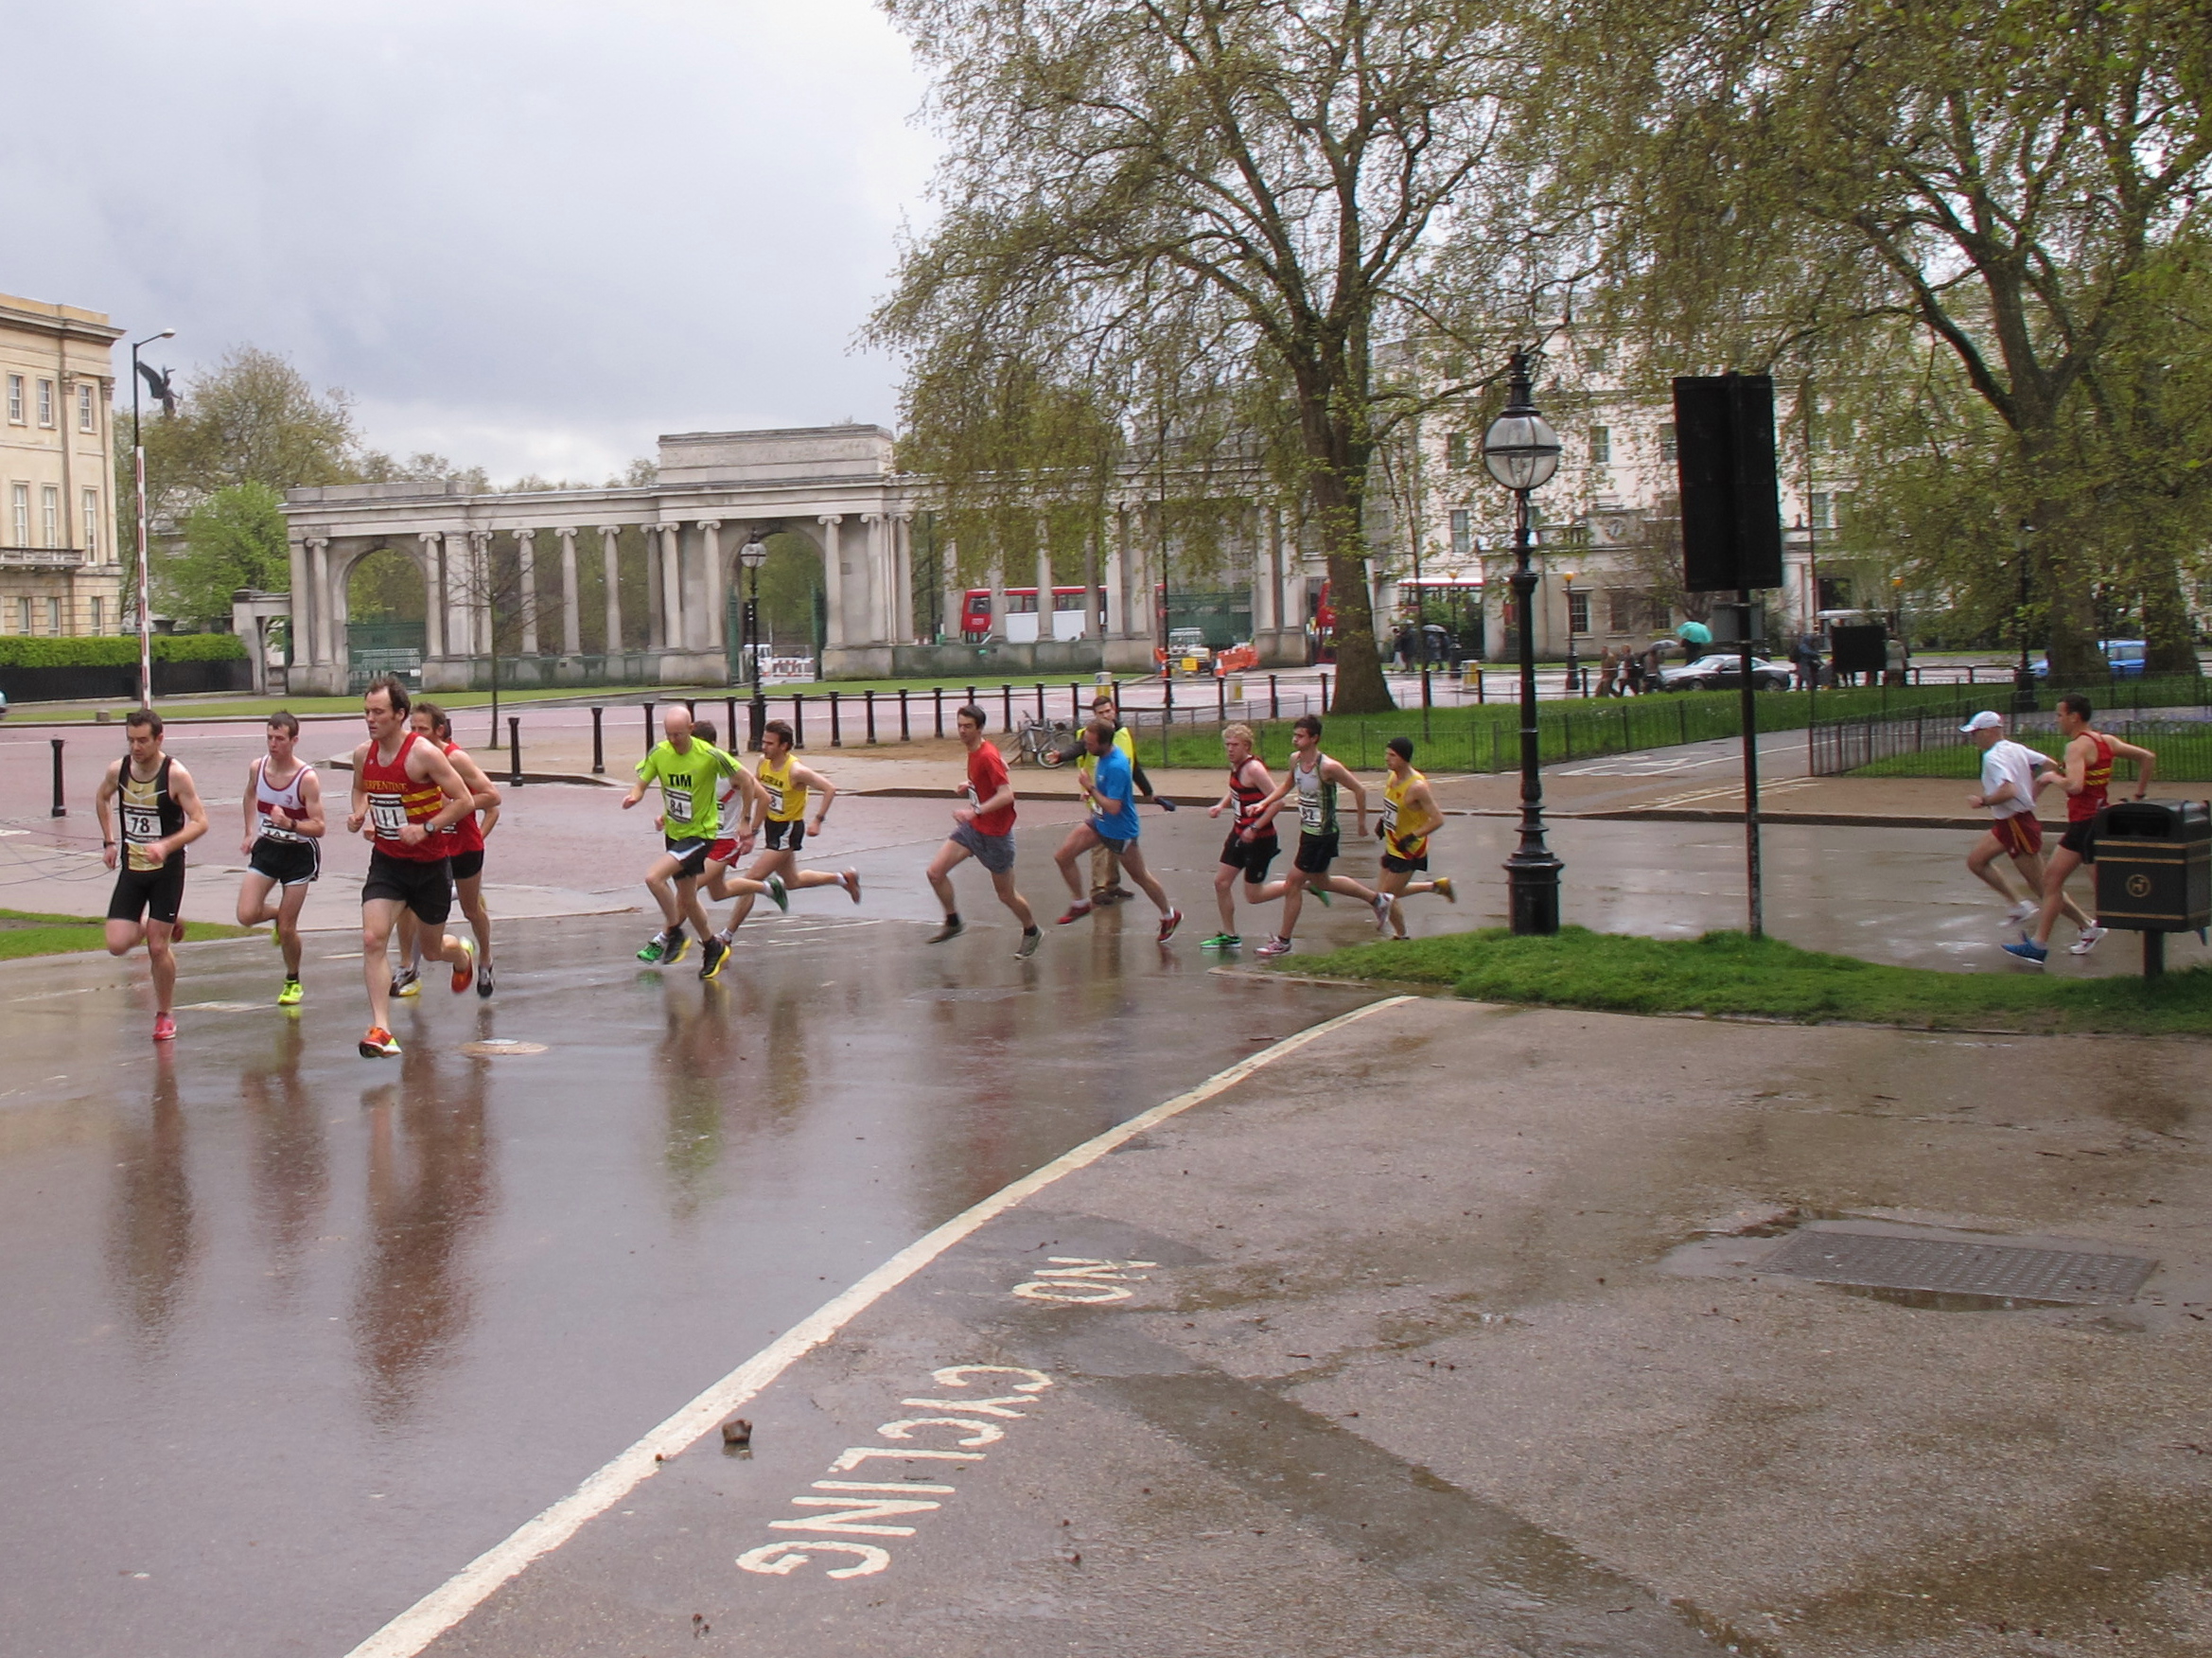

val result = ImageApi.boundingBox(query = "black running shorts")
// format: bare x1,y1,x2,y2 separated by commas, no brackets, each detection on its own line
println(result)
1220,831,1280,885
764,819,806,854
363,849,454,925
2060,819,2097,857
1292,832,1340,875
448,849,484,882
1379,852,1429,874
665,836,712,880
248,837,321,887
108,857,185,926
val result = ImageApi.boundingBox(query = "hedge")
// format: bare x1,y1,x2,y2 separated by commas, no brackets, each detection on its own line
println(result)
0,634,248,668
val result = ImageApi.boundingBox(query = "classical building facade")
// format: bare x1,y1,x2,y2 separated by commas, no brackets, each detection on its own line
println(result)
0,291,124,639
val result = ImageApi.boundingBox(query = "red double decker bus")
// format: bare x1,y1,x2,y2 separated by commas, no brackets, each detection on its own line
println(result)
960,585,1109,644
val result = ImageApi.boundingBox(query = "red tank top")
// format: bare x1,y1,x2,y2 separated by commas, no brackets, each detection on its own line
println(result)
2068,734,2114,823
437,741,484,854
1230,758,1272,837
360,732,449,860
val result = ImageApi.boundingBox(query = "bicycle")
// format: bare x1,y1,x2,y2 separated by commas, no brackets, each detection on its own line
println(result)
1014,715,1080,768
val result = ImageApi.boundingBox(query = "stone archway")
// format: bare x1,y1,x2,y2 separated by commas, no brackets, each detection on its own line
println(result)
329,539,434,692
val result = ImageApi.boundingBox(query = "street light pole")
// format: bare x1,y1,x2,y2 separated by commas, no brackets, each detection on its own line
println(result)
2012,522,2038,714
1483,350,1564,935
1561,570,1579,693
129,327,175,708
740,534,769,750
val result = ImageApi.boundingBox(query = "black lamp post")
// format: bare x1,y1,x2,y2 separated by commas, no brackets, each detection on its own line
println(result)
1561,569,1580,693
2011,522,2038,714
129,326,176,706
740,533,769,749
1483,350,1564,934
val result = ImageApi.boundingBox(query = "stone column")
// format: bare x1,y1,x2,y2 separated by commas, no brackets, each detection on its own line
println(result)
1033,510,1054,644
307,538,332,669
516,530,540,655
818,515,845,650
700,520,725,652
940,537,962,644
861,513,887,644
893,514,915,643
287,538,311,662
645,527,665,652
599,527,623,656
557,527,581,655
417,534,446,659
988,560,1006,643
1257,506,1281,634
1106,503,1129,639
659,523,683,651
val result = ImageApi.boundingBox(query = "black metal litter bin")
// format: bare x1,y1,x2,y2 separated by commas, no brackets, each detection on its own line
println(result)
2090,799,2210,976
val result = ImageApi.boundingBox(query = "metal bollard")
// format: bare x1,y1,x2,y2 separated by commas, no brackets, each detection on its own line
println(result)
1035,682,1046,722
1001,683,1013,732
933,685,944,738
899,688,910,741
865,689,877,745
590,706,605,775
1071,681,1083,723
508,716,522,786
830,691,842,747
1216,675,1226,722
1321,672,1331,714
643,701,656,751
793,693,806,748
1269,673,1279,720
725,697,738,746
50,737,64,818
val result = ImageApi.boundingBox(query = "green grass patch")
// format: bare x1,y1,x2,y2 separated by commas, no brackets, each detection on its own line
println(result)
1291,925,2212,1035
1849,719,2212,783
0,908,253,961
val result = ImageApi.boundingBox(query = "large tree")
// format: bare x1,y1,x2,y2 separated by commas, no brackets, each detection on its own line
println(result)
873,0,1526,713
1543,0,2212,675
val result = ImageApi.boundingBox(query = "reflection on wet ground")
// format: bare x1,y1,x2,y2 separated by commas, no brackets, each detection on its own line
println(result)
0,906,1371,1658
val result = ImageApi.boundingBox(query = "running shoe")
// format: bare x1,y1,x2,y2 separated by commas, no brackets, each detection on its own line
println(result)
1372,891,1396,932
636,932,670,963
1200,932,1241,951
152,1013,176,1043
2069,925,2108,957
392,966,422,997
698,933,730,980
927,918,965,944
662,930,691,966
271,923,285,948
1157,908,1183,944
2004,898,2037,926
1255,935,1293,959
1014,926,1043,960
477,960,496,998
450,937,476,995
1057,901,1094,926
2002,935,2049,967
1311,888,1332,908
277,978,304,1007
841,869,862,904
765,873,790,912
359,1025,401,1057
1433,875,1456,904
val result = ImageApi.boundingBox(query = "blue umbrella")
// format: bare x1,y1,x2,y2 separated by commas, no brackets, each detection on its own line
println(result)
1677,621,1712,646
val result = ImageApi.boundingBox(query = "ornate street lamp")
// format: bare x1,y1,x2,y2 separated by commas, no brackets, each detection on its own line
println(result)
1483,350,1564,934
130,327,176,706
740,532,770,749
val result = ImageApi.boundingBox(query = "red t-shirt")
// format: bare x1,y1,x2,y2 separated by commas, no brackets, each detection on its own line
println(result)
966,741,1015,837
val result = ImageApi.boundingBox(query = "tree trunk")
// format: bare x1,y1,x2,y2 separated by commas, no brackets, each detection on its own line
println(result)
1301,405,1394,715
2140,552,2202,678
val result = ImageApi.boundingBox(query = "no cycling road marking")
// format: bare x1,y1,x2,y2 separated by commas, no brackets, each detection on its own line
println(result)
341,993,1413,1658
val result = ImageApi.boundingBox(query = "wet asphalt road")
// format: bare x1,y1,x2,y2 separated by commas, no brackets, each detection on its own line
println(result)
0,901,1374,1658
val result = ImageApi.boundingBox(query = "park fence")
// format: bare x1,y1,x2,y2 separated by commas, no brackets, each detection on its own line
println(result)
1808,674,2212,778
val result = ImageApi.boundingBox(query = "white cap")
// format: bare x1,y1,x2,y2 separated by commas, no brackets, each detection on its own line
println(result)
1959,711,2005,732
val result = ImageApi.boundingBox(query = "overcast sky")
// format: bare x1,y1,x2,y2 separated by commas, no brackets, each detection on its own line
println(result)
3,0,939,483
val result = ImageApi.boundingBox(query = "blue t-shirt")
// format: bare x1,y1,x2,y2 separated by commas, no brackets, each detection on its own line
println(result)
1090,746,1138,842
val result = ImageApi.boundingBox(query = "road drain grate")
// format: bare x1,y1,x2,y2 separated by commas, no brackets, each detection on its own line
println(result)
1763,1230,2156,1305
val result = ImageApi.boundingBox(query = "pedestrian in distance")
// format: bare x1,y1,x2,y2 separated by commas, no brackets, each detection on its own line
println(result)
96,707,210,1042
1958,710,2088,936
624,704,746,967
1372,736,1455,937
923,704,1043,957
1201,722,1278,951
2004,693,2156,966
1247,714,1378,959
348,676,480,1057
702,718,859,979
235,710,326,1008
1054,719,1183,942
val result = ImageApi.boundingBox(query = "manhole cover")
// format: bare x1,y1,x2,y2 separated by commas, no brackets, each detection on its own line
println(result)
904,987,1026,1003
1764,1229,2155,1306
458,1039,548,1057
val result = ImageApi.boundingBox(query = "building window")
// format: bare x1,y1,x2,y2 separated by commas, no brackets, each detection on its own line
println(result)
5,375,20,424
1449,508,1472,559
41,486,60,548
1810,491,1835,530
1658,423,1677,464
1589,426,1611,465
36,379,54,428
1567,590,1591,635
1446,431,1470,469
1609,591,1661,634
82,488,99,557
46,597,61,635
9,483,27,544
17,598,30,634
1585,346,1610,374
90,596,103,633
77,382,96,433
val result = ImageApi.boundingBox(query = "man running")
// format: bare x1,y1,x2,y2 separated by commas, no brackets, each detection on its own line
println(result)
1054,719,1183,941
1249,715,1375,960
1960,710,2087,935
701,718,857,978
347,676,479,1057
96,709,210,1042
624,704,744,966
1372,736,1456,937
390,701,502,999
1081,691,1174,904
234,710,326,1007
2005,693,2156,965
1201,722,1277,951
923,704,1042,957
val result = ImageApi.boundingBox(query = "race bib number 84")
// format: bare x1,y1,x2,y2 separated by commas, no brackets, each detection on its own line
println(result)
662,785,694,821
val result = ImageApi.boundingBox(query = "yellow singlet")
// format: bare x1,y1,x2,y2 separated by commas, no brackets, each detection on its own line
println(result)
757,752,808,823
1381,767,1430,860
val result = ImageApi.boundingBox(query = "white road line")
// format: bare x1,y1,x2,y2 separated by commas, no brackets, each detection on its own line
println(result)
339,992,1414,1658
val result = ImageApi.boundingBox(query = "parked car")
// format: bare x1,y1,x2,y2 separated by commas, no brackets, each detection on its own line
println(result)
1656,653,1794,692
2032,640,2146,679
1165,627,1214,674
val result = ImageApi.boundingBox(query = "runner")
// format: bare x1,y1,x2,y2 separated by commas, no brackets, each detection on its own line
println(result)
346,676,479,1057
1247,714,1376,960
1053,719,1183,941
2004,693,2156,965
623,704,744,966
1200,722,1277,951
390,701,503,999
1959,710,2087,935
1371,736,1456,938
923,704,1043,957
233,711,326,1007
1082,691,1175,904
96,709,210,1042
701,717,859,977
692,719,781,958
